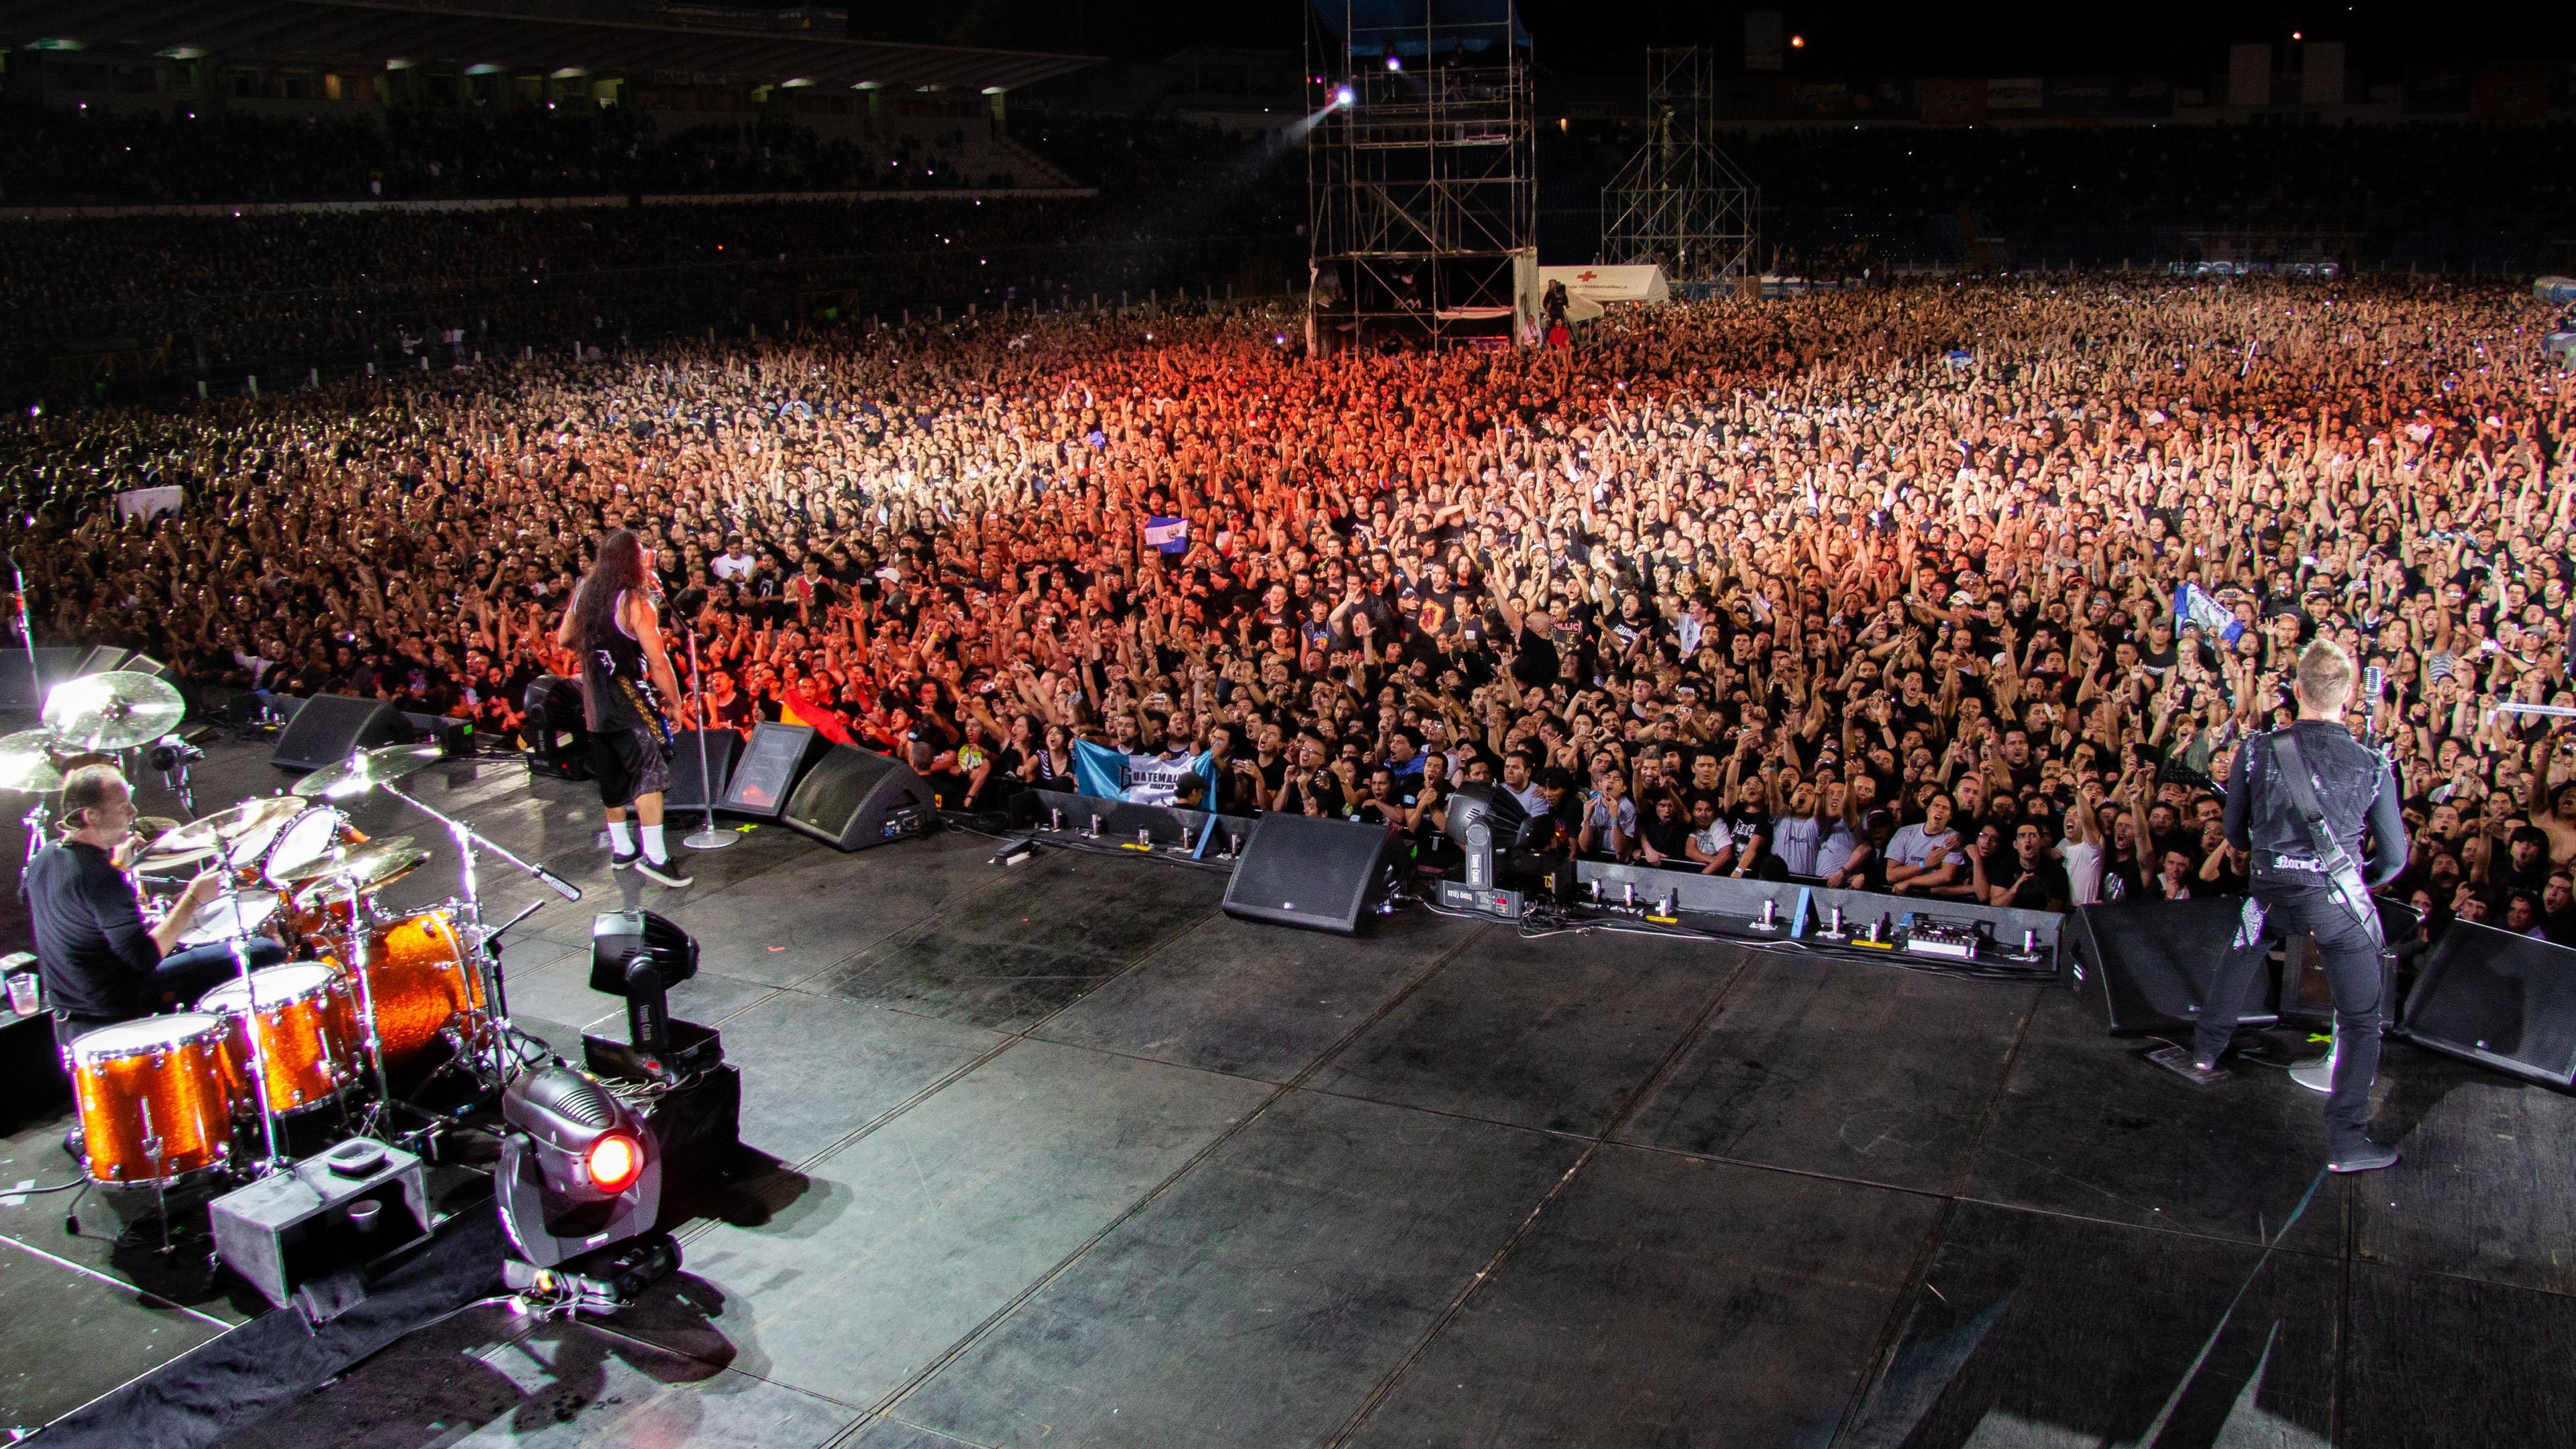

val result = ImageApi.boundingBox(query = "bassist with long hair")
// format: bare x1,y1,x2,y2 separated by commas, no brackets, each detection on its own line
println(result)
557,528,692,886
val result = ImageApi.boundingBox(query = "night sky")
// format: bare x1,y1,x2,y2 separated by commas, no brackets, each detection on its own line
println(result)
863,1,2576,78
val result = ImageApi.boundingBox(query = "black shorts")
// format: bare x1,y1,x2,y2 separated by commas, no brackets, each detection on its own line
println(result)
591,724,670,810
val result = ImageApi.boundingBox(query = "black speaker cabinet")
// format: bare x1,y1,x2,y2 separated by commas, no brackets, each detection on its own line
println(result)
72,646,129,677
2400,919,2576,1089
521,675,590,781
718,722,825,818
2068,896,2279,1035
269,693,414,773
664,729,743,814
0,647,84,711
782,743,934,851
1223,812,1397,934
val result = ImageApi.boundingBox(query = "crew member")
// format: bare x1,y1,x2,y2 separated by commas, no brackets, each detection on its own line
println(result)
557,527,691,886
23,763,277,1051
2186,639,2405,1174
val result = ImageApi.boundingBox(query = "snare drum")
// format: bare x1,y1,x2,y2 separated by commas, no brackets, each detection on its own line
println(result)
199,963,358,1116
333,906,486,1069
68,1014,237,1186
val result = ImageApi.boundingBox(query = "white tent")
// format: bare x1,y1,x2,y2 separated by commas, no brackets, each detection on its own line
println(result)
1540,264,1671,312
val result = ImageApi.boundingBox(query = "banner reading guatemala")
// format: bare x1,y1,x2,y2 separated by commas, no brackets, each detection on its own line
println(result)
1142,516,1190,553
2173,582,2245,644
1070,737,1219,806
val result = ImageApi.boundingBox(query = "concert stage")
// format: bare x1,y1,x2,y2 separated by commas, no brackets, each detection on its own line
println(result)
3,741,2571,1446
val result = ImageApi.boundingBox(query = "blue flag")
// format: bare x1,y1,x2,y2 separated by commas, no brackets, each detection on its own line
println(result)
1071,738,1218,806
2173,582,2245,644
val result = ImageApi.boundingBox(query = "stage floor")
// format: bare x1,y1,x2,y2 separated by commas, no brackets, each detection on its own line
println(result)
4,740,2573,1447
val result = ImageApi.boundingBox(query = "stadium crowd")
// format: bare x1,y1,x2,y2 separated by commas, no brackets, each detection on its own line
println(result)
9,273,2575,932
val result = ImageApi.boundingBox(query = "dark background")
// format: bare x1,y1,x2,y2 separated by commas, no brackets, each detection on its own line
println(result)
852,0,2576,76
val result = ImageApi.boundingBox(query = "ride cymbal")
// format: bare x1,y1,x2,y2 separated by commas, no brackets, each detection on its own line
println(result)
292,742,447,800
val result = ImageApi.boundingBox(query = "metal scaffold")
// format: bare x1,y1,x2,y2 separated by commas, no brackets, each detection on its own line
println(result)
1305,0,1536,347
1599,47,1758,286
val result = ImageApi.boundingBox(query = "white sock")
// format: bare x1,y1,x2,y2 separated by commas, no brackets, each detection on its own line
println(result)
608,820,633,853
640,824,667,863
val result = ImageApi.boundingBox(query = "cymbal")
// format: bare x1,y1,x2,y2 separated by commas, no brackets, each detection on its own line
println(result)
42,671,186,752
269,833,414,888
143,795,306,861
292,742,447,800
0,727,66,794
292,842,432,908
173,891,282,949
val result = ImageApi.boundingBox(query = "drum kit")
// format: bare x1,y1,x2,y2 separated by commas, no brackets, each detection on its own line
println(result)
5,671,584,1222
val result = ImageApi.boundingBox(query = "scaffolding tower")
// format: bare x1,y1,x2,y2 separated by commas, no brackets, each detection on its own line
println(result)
1305,0,1536,347
1599,48,1758,286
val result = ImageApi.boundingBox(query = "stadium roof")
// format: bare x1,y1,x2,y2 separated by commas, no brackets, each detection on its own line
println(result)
0,0,1099,93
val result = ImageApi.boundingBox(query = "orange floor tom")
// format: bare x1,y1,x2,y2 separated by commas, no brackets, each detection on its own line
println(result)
68,1014,237,1187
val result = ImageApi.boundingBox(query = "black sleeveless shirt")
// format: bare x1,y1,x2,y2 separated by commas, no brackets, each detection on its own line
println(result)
578,584,651,732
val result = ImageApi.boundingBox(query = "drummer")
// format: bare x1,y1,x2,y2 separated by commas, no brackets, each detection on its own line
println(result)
24,763,286,1057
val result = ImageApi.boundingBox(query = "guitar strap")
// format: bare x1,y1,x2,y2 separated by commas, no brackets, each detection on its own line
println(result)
2269,731,2382,945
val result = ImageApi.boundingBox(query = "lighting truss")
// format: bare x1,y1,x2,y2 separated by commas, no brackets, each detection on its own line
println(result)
1305,0,1536,345
1599,47,1759,285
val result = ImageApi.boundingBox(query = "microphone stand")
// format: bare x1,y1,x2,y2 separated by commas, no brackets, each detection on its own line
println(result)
680,621,735,852
9,559,44,878
7,556,34,690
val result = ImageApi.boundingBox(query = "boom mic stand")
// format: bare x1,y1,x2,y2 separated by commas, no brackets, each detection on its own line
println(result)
7,555,34,696
680,623,735,853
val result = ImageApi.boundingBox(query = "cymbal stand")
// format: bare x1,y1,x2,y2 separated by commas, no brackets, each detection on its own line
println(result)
19,799,48,871
329,841,402,1132
680,624,735,853
213,883,287,1176
7,555,35,706
378,781,582,1087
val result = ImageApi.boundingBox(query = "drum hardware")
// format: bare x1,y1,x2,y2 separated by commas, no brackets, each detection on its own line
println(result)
370,773,583,1089
148,731,207,817
1,725,67,871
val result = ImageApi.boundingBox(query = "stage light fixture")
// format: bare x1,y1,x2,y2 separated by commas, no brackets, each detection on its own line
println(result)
495,1065,674,1312
1385,55,1402,70
591,909,698,1063
1334,85,1355,107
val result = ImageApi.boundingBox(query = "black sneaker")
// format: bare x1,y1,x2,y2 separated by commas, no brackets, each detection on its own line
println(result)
635,855,693,888
610,849,640,871
2328,1142,2400,1175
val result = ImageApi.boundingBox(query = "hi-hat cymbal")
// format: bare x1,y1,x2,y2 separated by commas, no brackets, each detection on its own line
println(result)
0,727,66,794
291,842,432,908
292,742,447,800
142,795,307,862
269,833,414,888
42,671,186,752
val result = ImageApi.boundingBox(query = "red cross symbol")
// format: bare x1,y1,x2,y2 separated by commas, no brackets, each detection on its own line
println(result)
1574,270,1599,282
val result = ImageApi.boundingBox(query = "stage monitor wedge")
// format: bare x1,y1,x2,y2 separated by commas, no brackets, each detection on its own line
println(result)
1224,812,1395,934
664,729,743,815
2400,919,2576,1089
0,647,85,712
718,721,826,820
2068,896,2279,1035
782,743,934,851
270,694,414,773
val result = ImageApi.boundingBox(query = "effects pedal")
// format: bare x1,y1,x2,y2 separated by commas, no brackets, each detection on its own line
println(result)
1901,919,1983,961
